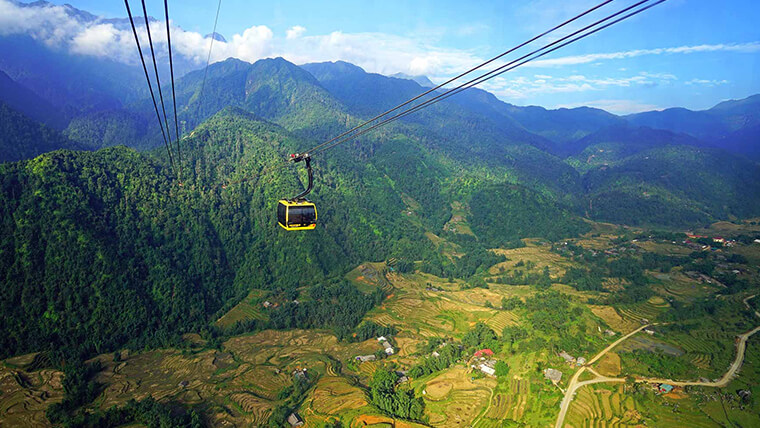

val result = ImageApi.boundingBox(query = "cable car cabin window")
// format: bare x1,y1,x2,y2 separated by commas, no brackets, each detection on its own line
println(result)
277,203,287,226
288,205,316,226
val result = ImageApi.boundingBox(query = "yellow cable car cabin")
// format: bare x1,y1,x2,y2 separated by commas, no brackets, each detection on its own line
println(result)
278,153,317,230
277,199,317,230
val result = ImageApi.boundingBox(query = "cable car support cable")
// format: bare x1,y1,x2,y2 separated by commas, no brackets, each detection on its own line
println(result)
303,0,616,156
313,0,666,156
124,0,175,176
195,0,223,126
164,0,182,182
140,0,176,175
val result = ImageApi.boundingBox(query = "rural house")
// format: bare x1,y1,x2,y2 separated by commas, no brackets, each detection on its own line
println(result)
474,349,494,359
544,368,562,383
287,412,304,427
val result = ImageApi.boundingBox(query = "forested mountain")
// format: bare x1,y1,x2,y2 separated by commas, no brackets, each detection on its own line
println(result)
0,36,145,118
0,70,67,129
0,102,84,162
584,145,760,226
626,94,760,158
0,3,759,364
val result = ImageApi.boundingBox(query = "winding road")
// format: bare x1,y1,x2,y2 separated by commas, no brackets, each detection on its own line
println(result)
554,294,760,427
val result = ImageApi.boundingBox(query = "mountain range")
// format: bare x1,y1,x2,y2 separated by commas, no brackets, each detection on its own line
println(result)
1,0,759,363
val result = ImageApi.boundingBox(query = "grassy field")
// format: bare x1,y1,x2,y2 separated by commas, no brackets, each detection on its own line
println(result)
215,289,269,329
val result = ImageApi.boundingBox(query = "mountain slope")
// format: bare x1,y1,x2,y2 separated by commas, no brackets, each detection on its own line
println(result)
625,94,760,158
584,145,760,226
0,102,84,162
0,70,67,129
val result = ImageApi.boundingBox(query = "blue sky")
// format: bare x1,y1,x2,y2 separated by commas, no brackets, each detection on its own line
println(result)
22,0,760,113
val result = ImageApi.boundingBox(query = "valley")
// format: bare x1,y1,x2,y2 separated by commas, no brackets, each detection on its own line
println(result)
0,2,759,426
3,220,760,427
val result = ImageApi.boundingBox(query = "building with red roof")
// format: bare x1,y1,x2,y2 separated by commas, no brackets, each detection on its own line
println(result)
474,349,494,358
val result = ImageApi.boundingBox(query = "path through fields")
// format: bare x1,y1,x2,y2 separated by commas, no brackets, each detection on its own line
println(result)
554,294,760,427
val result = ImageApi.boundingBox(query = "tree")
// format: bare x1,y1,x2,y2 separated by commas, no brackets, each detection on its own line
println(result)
494,361,509,377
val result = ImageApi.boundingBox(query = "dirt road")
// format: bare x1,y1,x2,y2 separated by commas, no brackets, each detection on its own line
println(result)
554,324,650,428
554,295,760,427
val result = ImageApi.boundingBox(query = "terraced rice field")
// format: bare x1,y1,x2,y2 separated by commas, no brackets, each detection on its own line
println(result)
590,305,638,333
346,263,392,294
565,384,642,427
308,376,367,415
228,392,272,425
0,364,63,428
419,367,496,427
616,296,670,325
481,376,530,424
215,289,268,328
489,244,574,278
367,284,497,338
485,310,518,332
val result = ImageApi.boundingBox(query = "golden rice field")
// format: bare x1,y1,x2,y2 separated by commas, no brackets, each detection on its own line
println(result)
418,366,496,427
590,304,638,333
0,361,63,428
489,244,574,278
307,376,367,415
564,384,642,427
595,352,622,377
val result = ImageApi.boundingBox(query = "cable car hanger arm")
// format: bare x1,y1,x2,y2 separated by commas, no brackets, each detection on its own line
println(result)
289,153,313,201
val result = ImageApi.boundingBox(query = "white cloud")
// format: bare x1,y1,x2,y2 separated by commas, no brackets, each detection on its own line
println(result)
0,0,482,78
554,99,663,115
685,78,729,86
525,42,760,67
479,71,678,100
285,25,306,40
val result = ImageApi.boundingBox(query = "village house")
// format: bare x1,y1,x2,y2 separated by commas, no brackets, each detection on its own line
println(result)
356,354,376,363
576,357,586,366
287,412,304,427
604,329,617,336
474,348,494,359
559,351,575,364
544,368,562,383
262,301,271,308
382,341,394,355
376,336,387,342
431,351,440,358
658,383,674,394
644,329,655,335
479,360,496,376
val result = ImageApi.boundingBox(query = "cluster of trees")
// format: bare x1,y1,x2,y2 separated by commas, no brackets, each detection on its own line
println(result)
352,321,397,342
469,184,590,248
46,358,202,427
557,244,655,304
420,242,505,279
48,397,202,428
269,373,315,427
408,343,463,378
369,368,425,421
46,360,103,424
268,281,387,339
493,265,551,288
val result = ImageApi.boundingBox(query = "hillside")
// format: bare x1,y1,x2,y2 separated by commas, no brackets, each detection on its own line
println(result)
0,102,83,162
